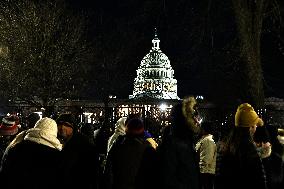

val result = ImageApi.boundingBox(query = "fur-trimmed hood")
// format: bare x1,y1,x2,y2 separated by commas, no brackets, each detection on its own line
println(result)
171,96,200,139
182,96,200,133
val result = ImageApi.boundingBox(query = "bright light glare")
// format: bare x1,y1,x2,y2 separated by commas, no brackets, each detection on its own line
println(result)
34,112,43,119
159,103,167,111
196,95,204,100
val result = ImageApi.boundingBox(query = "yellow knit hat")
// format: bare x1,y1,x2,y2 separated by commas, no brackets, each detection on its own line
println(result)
235,103,264,127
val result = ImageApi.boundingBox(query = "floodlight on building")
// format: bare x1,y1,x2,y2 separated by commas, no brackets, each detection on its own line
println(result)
83,112,93,123
159,103,167,112
196,95,204,100
109,95,117,99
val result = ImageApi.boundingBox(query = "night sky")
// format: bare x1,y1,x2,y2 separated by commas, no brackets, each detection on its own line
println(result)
67,0,284,101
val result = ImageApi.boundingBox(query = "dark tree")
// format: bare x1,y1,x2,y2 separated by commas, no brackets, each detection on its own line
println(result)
0,0,92,109
195,0,282,108
231,0,269,108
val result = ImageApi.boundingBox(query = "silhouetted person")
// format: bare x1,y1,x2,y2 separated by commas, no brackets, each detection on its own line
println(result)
0,116,19,163
0,118,62,189
215,103,267,189
25,112,40,129
156,96,200,189
103,118,157,189
196,121,217,189
56,113,100,189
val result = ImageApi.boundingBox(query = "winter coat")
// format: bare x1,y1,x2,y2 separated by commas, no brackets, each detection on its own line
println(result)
195,134,217,174
0,140,60,189
103,135,157,189
215,136,267,189
58,132,100,189
0,118,63,189
156,101,200,189
157,133,200,189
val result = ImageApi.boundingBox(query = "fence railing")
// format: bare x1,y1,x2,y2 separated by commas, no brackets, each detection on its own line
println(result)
2,101,283,135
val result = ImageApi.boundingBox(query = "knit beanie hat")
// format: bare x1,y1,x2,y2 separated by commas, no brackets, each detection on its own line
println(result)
125,118,144,136
235,103,264,127
0,116,18,136
56,113,77,130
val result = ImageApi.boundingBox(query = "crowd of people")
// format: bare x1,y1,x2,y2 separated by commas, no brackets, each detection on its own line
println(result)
0,97,283,189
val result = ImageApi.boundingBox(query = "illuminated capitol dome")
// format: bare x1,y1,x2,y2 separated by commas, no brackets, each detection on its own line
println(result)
129,30,179,100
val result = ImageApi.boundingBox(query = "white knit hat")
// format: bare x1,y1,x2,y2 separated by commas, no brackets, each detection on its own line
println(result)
24,117,62,150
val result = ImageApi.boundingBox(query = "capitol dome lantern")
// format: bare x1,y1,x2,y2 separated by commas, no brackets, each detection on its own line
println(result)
129,30,179,100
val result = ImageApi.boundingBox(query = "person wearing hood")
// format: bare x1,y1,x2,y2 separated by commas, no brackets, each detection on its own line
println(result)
0,117,62,189
107,117,127,154
156,96,201,189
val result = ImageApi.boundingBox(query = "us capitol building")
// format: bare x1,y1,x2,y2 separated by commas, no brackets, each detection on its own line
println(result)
6,32,283,129
7,31,181,124
129,31,179,100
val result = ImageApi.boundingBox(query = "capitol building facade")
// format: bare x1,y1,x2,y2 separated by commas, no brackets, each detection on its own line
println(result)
129,31,179,100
